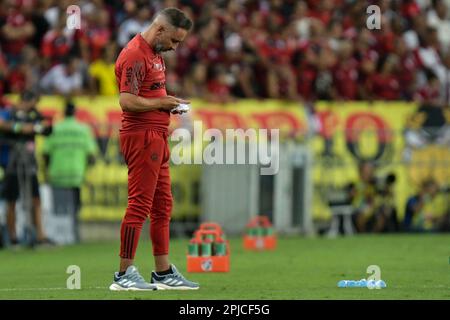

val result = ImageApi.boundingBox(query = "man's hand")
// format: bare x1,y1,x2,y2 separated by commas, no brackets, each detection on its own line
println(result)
159,95,190,111
170,102,190,115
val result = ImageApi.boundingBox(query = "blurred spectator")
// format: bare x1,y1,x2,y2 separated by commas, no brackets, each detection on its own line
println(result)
82,7,112,62
350,161,399,233
88,42,118,96
5,45,40,94
314,46,336,101
354,30,378,99
0,47,7,97
404,70,450,152
43,0,74,29
0,0,36,65
334,41,359,101
194,18,223,67
27,0,50,50
293,45,317,101
367,55,401,100
1,0,450,101
292,1,313,41
351,161,379,233
415,26,441,78
394,38,418,100
414,69,442,105
403,14,426,50
5,60,27,94
223,32,258,98
427,0,450,53
206,65,234,104
117,3,151,48
432,51,450,105
404,179,450,232
43,101,97,243
375,173,400,232
40,55,84,96
163,51,183,96
183,63,208,98
41,14,76,68
254,22,298,100
0,90,52,246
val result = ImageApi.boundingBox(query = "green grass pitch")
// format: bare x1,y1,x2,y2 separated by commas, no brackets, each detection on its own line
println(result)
0,234,449,299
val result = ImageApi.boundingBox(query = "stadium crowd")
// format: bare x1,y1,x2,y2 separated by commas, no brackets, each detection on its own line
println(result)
1,0,450,104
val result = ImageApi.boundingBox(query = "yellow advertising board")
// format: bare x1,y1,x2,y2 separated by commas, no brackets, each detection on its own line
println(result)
30,96,309,221
4,96,447,222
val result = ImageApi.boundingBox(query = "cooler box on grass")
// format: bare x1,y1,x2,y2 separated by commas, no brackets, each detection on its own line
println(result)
186,222,230,273
243,215,277,251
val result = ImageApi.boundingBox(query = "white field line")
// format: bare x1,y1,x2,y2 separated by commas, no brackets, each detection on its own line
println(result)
0,287,105,292
0,285,448,292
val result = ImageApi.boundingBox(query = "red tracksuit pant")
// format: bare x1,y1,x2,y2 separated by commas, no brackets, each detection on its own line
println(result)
119,129,172,259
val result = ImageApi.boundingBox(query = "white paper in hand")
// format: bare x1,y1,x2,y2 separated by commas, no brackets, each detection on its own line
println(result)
172,103,190,114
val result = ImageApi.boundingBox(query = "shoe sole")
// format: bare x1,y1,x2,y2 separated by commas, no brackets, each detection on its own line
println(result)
154,283,199,290
109,283,158,291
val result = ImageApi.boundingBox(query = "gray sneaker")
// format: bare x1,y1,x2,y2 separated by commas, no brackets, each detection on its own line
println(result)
151,264,200,290
109,265,158,291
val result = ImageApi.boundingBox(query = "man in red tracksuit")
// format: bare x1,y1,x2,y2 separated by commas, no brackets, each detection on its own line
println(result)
110,7,198,291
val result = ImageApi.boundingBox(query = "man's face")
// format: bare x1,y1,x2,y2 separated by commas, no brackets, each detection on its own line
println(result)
153,26,188,53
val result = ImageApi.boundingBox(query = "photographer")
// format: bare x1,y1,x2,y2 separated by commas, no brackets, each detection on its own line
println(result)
351,161,399,233
0,90,53,247
404,179,450,232
374,173,399,233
